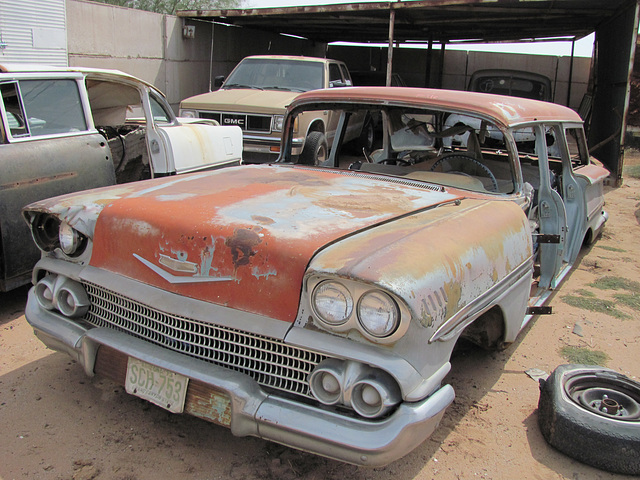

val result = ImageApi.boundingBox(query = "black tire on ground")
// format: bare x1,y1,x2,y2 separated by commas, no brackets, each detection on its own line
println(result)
538,364,640,475
299,131,328,166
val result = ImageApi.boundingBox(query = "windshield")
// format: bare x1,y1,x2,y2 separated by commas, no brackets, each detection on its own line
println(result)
282,104,518,195
224,58,324,92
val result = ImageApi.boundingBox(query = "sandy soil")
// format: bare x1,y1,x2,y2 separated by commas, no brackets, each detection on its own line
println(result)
1,153,639,480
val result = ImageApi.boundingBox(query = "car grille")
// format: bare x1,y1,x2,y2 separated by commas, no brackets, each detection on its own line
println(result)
82,282,327,399
199,111,272,133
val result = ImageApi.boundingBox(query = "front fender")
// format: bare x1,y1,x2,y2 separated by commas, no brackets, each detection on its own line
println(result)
302,197,533,374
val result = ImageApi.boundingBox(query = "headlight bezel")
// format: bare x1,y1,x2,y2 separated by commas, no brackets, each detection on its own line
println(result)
59,221,87,257
307,275,409,344
311,280,354,326
272,114,285,132
29,213,88,259
31,213,61,252
357,290,400,338
178,108,197,118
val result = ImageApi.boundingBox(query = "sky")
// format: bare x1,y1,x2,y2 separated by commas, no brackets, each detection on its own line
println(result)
243,0,596,57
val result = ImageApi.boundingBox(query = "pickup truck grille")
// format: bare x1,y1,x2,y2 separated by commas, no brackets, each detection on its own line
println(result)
199,111,272,133
82,282,327,399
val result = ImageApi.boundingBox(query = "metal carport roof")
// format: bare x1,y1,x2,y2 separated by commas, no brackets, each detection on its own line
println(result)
178,0,635,45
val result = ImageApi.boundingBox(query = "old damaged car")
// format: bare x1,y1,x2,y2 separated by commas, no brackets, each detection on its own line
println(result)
0,64,242,291
22,87,608,466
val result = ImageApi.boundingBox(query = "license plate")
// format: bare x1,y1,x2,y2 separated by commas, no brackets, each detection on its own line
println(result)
125,357,189,414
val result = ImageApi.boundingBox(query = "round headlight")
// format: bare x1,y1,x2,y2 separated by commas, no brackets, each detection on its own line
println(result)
59,222,82,256
357,291,399,337
312,281,353,325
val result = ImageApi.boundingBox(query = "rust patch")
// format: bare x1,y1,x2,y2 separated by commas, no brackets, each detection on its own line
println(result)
0,171,77,191
315,193,416,216
225,228,262,267
185,380,232,427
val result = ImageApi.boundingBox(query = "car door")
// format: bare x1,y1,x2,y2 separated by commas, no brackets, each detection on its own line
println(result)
552,124,589,265
145,90,242,175
531,124,569,290
0,75,115,291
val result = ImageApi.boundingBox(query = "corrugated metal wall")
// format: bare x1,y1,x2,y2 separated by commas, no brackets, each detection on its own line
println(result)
0,0,68,66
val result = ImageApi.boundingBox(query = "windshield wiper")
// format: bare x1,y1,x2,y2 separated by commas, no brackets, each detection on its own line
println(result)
263,85,305,92
223,84,264,90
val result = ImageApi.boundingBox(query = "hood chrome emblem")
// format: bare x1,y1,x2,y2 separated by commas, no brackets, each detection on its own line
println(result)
134,254,233,284
159,254,198,273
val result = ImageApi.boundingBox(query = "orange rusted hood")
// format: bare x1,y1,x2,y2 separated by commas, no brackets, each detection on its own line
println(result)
88,165,463,322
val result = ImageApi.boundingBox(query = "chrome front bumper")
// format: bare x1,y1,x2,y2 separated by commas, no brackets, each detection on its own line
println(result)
25,288,454,466
243,134,304,154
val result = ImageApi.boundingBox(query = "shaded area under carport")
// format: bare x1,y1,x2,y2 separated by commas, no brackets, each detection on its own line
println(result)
179,0,639,183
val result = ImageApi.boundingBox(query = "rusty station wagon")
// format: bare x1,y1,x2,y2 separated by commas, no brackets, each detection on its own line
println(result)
23,87,608,466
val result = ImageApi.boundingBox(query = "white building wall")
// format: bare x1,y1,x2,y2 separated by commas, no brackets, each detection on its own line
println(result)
66,0,324,110
0,0,68,66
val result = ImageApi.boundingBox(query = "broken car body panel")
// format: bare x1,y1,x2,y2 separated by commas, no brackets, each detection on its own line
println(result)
23,87,608,465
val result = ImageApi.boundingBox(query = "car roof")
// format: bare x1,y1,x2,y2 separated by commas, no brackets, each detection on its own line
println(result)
242,55,339,63
0,63,159,92
289,86,582,128
469,69,552,84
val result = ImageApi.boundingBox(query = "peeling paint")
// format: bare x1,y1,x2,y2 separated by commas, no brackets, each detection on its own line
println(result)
252,266,278,280
83,166,466,322
307,197,532,336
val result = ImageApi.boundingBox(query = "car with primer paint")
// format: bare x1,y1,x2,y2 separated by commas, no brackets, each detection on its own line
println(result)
444,68,554,149
468,69,553,101
22,86,608,466
179,55,373,164
0,64,242,291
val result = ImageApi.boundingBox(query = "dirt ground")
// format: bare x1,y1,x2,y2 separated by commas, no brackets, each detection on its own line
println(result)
1,152,640,480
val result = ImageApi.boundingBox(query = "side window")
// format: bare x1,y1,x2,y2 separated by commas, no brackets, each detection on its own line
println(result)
0,82,28,137
149,93,172,124
328,64,343,88
339,65,352,86
17,79,87,137
544,127,562,160
565,127,590,167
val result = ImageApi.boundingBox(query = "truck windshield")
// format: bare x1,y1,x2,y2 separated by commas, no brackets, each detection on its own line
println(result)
223,58,324,92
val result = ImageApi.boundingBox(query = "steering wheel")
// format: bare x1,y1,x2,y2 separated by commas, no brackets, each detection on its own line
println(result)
429,154,499,192
479,79,495,93
379,158,411,166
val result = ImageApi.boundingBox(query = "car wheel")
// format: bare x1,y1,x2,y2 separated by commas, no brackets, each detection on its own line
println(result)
299,131,328,166
538,364,640,475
